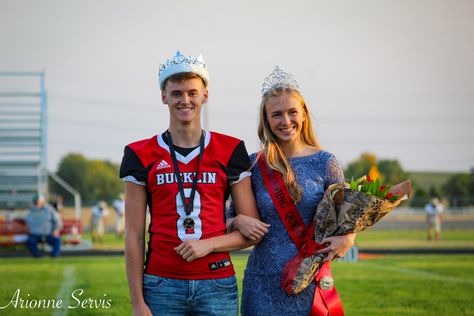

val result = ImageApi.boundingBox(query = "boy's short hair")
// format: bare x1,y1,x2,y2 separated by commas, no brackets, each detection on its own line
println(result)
163,72,207,90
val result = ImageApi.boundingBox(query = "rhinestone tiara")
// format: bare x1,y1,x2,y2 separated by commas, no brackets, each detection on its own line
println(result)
158,51,209,90
261,66,300,95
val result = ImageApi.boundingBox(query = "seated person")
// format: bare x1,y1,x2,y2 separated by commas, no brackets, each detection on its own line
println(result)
25,194,63,257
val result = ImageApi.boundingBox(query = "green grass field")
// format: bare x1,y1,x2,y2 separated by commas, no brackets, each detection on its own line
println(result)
356,229,474,249
84,229,474,251
78,229,474,251
1,253,474,315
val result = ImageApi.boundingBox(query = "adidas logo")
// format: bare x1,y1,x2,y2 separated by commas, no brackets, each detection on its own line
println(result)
156,160,171,170
208,258,231,271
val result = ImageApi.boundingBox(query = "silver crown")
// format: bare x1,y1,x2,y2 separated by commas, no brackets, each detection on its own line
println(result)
261,66,300,95
158,51,209,90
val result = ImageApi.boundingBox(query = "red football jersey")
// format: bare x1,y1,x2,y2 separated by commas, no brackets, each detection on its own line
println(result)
121,131,250,279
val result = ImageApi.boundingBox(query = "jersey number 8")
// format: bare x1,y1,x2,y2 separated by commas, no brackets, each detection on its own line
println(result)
176,189,203,241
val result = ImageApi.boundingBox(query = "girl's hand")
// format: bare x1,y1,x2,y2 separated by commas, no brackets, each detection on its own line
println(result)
316,233,356,262
234,214,270,241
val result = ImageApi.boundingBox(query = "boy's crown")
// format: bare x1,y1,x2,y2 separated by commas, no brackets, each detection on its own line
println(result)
261,66,300,95
159,51,209,90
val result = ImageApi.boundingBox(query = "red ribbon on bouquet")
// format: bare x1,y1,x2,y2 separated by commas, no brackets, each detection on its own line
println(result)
258,154,344,316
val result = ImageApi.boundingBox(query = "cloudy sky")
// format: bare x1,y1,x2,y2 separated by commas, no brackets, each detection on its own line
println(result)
1,0,473,172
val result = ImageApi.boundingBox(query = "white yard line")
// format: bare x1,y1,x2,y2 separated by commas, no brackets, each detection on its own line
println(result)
363,263,474,286
52,266,76,316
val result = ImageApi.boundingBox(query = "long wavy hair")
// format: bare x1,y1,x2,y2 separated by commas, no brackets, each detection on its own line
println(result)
258,87,320,203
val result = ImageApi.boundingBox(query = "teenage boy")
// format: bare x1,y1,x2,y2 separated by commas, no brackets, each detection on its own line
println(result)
120,51,269,316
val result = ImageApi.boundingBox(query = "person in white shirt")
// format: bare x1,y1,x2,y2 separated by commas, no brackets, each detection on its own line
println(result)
425,197,444,241
91,201,109,242
113,194,125,238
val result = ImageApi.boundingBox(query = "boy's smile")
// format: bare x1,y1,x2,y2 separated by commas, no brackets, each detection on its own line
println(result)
162,78,208,125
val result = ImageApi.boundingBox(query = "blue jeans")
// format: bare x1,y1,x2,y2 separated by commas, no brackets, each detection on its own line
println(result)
143,274,238,316
27,234,61,257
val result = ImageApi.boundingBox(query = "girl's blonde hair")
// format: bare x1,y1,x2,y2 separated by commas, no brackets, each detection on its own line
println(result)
257,87,320,203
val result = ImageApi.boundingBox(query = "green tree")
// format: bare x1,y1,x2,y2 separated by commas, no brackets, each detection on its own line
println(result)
428,185,441,199
344,152,375,181
378,159,409,184
345,153,410,183
470,170,474,198
345,153,417,206
442,173,471,207
86,160,122,203
52,153,122,205
52,153,90,200
410,184,429,207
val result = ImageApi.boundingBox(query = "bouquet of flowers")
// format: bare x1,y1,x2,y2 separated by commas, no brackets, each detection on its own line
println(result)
281,176,412,295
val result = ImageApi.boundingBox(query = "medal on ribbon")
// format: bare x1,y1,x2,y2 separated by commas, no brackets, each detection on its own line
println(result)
183,217,195,230
167,131,205,233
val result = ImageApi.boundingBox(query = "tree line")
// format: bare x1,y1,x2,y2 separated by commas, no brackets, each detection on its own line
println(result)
50,153,122,206
52,152,474,207
344,152,474,207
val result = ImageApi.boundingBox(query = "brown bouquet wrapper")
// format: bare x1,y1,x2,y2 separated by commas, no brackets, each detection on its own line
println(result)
282,180,412,295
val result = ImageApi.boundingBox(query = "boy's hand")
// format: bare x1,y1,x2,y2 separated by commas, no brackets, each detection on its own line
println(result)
175,240,214,262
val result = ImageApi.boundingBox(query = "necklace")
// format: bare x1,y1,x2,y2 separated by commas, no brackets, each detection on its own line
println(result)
167,130,205,231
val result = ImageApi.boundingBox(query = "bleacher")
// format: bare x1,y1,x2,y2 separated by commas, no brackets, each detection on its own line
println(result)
0,218,83,247
0,72,47,210
0,72,88,251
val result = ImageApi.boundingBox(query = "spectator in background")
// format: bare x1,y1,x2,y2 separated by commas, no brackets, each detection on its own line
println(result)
25,194,63,257
51,194,64,213
425,197,444,241
91,201,109,243
112,194,125,238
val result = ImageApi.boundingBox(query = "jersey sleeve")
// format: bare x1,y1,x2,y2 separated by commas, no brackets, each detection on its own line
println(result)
324,154,345,188
119,146,148,186
226,141,252,185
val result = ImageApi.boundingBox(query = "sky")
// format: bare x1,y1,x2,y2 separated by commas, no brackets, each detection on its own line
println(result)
0,0,473,172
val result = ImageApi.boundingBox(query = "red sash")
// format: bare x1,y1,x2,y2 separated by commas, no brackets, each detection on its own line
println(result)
258,154,344,316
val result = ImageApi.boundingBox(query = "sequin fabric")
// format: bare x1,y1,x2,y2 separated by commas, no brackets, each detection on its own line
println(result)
238,151,344,315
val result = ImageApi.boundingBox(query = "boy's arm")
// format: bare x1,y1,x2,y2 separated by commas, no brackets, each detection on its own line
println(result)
124,182,152,316
175,177,269,262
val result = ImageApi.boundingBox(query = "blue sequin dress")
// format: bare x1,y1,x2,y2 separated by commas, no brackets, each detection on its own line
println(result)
241,151,344,316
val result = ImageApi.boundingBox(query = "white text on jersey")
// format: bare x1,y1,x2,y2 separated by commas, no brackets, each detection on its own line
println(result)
156,172,217,186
